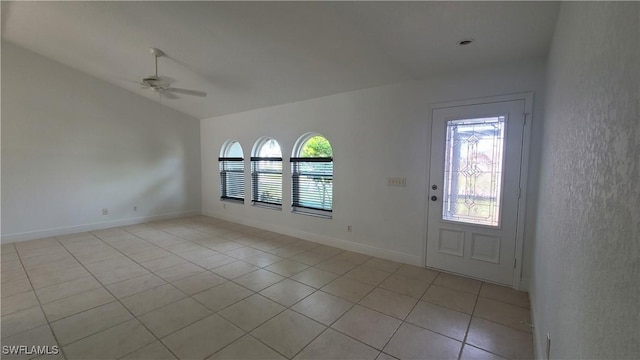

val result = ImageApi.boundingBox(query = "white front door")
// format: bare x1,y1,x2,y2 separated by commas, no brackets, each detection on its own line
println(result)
427,99,526,285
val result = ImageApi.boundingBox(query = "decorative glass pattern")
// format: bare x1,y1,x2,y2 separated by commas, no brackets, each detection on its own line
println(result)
442,116,506,227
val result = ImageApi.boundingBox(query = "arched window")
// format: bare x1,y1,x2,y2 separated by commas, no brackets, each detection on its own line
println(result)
219,141,244,202
291,134,333,216
251,138,282,208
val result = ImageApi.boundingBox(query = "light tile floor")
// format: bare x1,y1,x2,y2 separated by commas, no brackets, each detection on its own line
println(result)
1,216,533,360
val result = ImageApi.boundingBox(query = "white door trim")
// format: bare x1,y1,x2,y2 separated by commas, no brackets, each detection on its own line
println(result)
424,92,534,290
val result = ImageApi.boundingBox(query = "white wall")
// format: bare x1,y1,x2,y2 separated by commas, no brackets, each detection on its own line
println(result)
1,42,202,242
202,58,546,285
531,2,639,359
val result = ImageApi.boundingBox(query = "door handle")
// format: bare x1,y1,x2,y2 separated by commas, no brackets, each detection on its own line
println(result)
431,196,438,201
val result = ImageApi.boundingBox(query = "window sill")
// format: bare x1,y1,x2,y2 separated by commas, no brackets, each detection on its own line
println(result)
252,202,282,211
292,208,332,219
221,197,244,205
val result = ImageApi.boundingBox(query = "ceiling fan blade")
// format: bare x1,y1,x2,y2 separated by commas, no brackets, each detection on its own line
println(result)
166,87,207,97
159,90,180,100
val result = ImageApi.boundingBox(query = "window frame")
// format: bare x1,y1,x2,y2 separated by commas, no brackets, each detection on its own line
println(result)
291,134,333,218
219,141,245,203
251,138,283,210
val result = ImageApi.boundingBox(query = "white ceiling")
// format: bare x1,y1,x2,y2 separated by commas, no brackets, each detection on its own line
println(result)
1,1,559,119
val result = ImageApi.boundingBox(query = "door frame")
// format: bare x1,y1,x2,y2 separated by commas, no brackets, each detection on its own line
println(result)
423,92,534,290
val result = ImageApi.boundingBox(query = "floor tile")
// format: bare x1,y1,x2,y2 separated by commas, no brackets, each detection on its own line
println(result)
29,266,91,289
332,251,371,265
332,305,401,350
171,271,226,295
405,301,471,341
120,284,186,316
314,259,357,275
233,269,285,291
120,341,177,360
361,258,403,273
106,273,166,299
1,243,17,254
92,263,150,286
1,259,23,273
192,253,237,269
376,352,398,360
344,266,391,285
193,281,253,311
35,277,101,305
267,245,307,258
460,344,507,360
422,284,478,314
474,297,532,333
395,265,439,283
21,250,73,268
242,253,284,267
2,325,58,359
1,306,47,339
24,257,81,277
162,314,244,360
42,287,114,322
138,298,212,338
288,251,330,266
308,245,343,257
154,262,205,282
2,291,40,316
433,272,482,295
224,246,265,260
290,267,339,289
208,335,286,360
466,317,533,360
2,278,33,299
260,279,316,307
212,261,259,279
294,328,379,360
127,247,172,263
139,255,187,272
384,322,462,359
15,238,60,251
218,294,285,331
359,287,418,320
291,291,354,326
1,268,28,284
251,310,326,359
266,259,309,277
63,319,155,360
50,301,132,345
321,277,375,302
379,274,430,299
480,282,530,309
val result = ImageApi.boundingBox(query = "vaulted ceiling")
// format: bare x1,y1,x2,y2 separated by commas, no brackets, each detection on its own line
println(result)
1,1,559,119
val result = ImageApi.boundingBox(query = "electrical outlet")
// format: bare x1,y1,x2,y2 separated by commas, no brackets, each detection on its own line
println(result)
347,225,352,232
102,208,108,215
387,177,407,187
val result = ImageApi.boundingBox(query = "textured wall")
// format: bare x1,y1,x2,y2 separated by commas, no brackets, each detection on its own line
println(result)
531,2,639,359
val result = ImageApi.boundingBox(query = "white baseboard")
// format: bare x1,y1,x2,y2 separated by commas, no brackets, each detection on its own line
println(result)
1,210,201,244
203,210,422,266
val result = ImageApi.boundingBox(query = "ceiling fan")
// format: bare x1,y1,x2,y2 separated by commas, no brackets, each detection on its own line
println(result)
140,47,207,99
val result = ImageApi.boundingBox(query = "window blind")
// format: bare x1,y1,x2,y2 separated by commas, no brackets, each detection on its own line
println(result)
291,157,333,212
219,157,244,202
251,157,283,206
